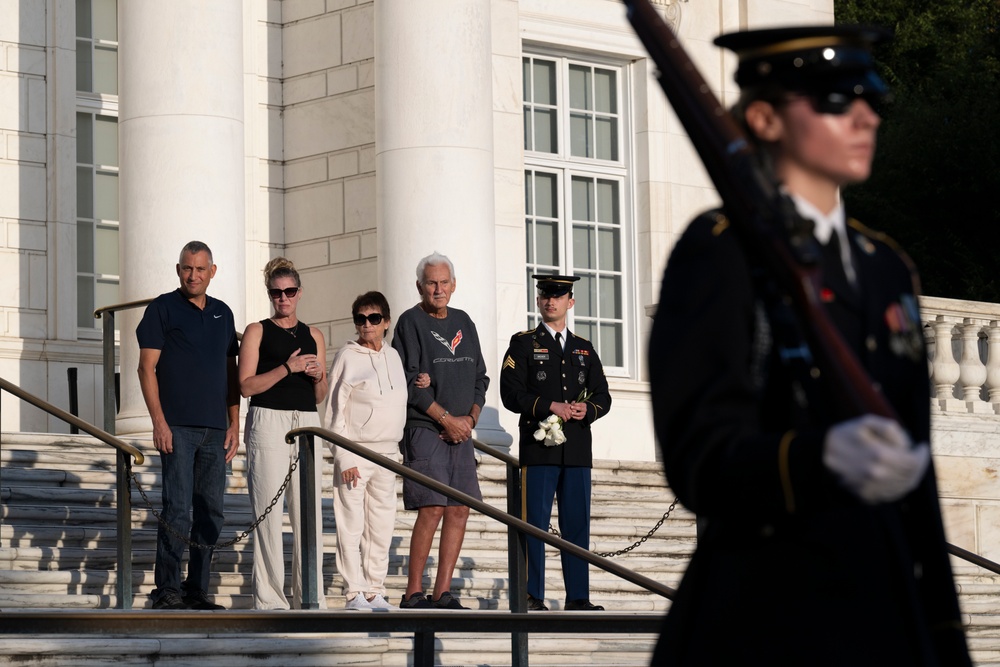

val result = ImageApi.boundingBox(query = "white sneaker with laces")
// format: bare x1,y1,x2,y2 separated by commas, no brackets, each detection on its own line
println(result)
345,594,373,610
365,594,397,610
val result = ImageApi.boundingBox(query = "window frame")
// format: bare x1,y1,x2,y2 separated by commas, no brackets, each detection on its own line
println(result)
76,0,120,338
522,49,636,378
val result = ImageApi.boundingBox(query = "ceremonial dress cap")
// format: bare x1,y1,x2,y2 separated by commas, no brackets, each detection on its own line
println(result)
715,25,891,106
533,274,580,297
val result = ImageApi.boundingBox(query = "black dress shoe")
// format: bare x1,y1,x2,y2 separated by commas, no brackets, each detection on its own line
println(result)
182,590,225,610
151,591,188,610
526,594,548,611
565,599,604,611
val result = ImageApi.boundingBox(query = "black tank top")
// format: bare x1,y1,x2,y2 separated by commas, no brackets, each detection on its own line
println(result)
250,319,318,411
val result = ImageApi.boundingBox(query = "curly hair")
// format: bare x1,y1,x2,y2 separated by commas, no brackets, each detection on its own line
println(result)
263,257,300,288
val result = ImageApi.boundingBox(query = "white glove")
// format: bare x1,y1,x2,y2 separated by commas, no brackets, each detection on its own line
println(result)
822,414,931,504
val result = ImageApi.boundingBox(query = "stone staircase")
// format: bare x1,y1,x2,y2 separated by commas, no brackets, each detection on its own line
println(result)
0,433,687,665
2,432,999,665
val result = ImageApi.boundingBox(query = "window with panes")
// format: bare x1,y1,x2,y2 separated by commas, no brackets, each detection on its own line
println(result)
76,0,119,330
523,54,628,371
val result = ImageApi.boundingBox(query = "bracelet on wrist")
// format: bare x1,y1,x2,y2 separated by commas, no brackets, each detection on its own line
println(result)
439,410,450,424
282,362,292,376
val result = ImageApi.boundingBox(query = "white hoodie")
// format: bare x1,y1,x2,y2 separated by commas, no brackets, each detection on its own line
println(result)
324,341,407,467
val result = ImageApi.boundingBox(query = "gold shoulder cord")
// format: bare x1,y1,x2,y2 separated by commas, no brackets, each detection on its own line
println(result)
778,430,797,514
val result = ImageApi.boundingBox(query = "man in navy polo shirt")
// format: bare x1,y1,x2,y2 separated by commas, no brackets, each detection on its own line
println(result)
137,241,240,610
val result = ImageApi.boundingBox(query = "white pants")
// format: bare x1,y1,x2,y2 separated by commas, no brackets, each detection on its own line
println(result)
245,406,327,610
333,445,399,597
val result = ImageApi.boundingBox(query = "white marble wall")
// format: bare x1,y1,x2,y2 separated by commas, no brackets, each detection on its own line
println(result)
262,0,378,353
0,0,89,433
0,0,49,348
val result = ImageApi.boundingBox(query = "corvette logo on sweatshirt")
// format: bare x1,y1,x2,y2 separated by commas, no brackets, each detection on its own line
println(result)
431,329,463,355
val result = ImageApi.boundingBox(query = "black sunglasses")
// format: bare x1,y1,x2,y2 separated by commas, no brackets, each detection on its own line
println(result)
353,313,384,326
803,90,886,116
268,287,300,299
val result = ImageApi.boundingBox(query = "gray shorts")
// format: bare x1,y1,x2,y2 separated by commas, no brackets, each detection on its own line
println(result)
400,427,482,510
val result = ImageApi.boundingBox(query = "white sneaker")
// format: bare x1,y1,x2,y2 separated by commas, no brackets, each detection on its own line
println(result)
365,594,397,610
345,594,373,610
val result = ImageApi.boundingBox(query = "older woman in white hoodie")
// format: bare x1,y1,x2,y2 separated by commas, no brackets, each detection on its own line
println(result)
325,291,408,609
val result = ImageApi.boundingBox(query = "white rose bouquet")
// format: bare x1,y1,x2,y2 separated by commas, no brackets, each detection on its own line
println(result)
533,389,592,447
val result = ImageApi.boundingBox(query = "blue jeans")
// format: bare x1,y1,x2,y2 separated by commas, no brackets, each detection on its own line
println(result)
151,426,226,602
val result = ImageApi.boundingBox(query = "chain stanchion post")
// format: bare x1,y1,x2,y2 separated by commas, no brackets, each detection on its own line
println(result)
414,630,435,667
509,462,528,667
298,434,320,609
116,450,133,609
102,312,116,435
1,388,4,529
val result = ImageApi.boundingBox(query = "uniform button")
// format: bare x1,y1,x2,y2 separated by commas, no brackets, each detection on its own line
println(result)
866,335,877,351
563,386,567,391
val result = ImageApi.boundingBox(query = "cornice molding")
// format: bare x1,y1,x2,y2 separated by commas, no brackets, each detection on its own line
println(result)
650,0,685,30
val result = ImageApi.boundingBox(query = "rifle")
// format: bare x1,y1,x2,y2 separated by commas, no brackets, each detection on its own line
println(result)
623,0,895,420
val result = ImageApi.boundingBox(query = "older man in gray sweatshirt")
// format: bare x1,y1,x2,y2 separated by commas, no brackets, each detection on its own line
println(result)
391,252,489,610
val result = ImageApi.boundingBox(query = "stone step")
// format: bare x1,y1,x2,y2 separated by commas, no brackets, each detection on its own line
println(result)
0,480,675,516
3,431,997,667
0,512,694,557
0,550,689,593
1,433,668,467
0,633,660,666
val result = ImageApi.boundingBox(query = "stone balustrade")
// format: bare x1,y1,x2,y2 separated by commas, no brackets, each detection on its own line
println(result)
920,296,1000,562
922,295,1000,415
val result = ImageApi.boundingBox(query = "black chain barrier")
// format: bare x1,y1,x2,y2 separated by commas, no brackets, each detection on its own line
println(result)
548,497,679,558
126,453,300,550
127,452,677,557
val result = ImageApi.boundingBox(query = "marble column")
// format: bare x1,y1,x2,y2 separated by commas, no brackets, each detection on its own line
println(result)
375,0,510,448
116,1,245,434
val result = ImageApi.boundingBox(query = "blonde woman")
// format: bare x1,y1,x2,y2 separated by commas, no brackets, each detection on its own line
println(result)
239,257,328,609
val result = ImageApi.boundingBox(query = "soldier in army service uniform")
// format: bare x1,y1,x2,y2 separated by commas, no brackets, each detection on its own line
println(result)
648,25,971,666
500,275,612,611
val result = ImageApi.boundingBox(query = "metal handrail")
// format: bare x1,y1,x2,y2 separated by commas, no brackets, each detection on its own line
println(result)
0,375,145,611
948,542,1000,575
0,377,143,464
289,426,673,667
472,426,1000,579
471,437,528,662
288,427,675,598
94,298,156,319
473,437,519,467
94,298,153,435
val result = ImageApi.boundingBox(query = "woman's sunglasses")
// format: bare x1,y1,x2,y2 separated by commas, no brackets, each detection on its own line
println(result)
800,90,886,116
268,287,300,299
353,313,384,326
